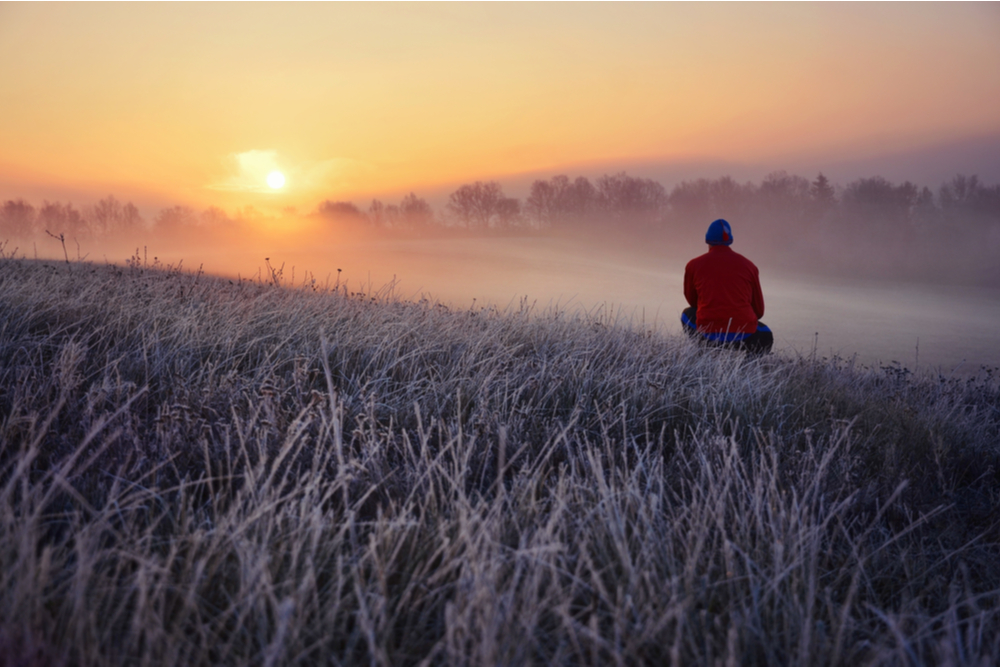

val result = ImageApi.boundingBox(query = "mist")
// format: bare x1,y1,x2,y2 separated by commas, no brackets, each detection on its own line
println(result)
3,167,1000,372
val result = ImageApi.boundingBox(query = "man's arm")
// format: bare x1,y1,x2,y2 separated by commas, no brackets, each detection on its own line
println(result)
683,264,698,308
750,268,764,318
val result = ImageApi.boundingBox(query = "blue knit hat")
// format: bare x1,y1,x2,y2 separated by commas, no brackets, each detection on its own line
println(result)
706,218,733,245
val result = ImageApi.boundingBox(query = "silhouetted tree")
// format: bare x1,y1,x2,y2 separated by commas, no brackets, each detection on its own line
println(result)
200,206,231,226
759,171,810,202
123,203,141,231
383,204,401,228
526,175,597,229
235,205,263,222
982,185,1000,221
668,176,754,224
155,206,198,232
91,196,121,234
756,171,811,224
710,176,756,219
88,196,142,235
0,199,36,238
399,193,434,229
939,174,982,211
939,174,1000,226
668,179,714,223
810,172,836,211
368,200,387,228
525,178,559,227
595,172,667,227
447,181,506,229
564,177,596,221
317,200,367,224
495,197,522,230
911,186,941,230
37,201,89,238
841,176,919,231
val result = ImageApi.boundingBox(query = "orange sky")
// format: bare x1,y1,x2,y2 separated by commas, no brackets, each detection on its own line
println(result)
1,3,999,212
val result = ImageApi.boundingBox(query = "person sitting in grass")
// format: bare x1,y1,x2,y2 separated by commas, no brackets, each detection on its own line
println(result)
681,218,773,355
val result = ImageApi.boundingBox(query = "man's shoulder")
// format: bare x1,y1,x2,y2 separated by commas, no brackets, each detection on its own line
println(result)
685,253,713,277
687,249,715,265
731,250,759,271
718,247,757,269
688,247,759,270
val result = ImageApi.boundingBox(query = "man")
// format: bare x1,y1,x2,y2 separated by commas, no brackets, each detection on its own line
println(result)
681,218,773,354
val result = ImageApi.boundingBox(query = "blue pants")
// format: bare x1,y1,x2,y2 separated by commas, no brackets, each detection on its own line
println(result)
681,307,774,355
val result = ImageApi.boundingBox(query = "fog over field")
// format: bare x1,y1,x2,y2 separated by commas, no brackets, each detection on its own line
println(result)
4,165,1000,372
141,235,1000,373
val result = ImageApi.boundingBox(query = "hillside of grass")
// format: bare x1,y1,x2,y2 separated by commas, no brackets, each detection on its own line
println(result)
1,256,998,666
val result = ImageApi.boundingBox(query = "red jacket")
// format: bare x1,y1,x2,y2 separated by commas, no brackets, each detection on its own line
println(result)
684,245,764,335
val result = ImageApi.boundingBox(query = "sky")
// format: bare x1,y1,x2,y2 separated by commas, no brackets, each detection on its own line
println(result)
1,2,999,213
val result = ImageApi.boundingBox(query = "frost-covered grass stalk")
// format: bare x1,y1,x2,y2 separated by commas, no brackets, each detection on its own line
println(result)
0,257,998,666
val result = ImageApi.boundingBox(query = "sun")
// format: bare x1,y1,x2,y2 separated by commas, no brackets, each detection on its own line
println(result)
266,171,286,189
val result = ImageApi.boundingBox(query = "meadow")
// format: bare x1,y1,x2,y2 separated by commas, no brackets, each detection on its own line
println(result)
0,254,998,666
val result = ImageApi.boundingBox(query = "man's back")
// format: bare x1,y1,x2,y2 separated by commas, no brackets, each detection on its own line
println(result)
684,245,764,335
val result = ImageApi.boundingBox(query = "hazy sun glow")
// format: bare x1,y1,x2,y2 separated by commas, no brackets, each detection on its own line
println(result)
267,171,286,189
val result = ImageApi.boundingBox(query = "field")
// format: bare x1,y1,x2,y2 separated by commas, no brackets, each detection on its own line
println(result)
1,255,998,666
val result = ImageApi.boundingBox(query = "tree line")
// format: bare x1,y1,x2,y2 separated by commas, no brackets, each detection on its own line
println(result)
0,196,145,240
314,171,1000,238
3,172,999,240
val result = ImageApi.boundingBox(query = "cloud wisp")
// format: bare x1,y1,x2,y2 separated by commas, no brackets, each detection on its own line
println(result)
208,150,373,196
210,150,284,193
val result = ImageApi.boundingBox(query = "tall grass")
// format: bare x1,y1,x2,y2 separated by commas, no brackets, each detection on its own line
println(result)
0,256,998,666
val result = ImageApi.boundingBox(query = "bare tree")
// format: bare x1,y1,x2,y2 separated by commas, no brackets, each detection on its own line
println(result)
760,171,810,200
495,197,522,230
841,176,919,232
668,178,713,223
0,199,36,238
596,172,667,227
939,174,1000,227
447,181,505,229
939,174,982,210
155,206,198,232
710,176,756,219
383,204,401,228
37,201,89,238
525,178,558,227
668,176,756,225
93,196,122,235
317,200,367,224
122,202,142,232
368,199,387,228
563,177,597,222
525,175,595,228
757,171,811,222
87,196,142,235
200,206,231,226
911,185,941,231
399,193,434,229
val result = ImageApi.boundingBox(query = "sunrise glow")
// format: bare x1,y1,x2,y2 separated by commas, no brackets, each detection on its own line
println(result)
267,171,285,190
0,4,996,211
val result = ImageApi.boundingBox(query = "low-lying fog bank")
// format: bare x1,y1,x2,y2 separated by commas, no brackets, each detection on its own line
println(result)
16,231,997,373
